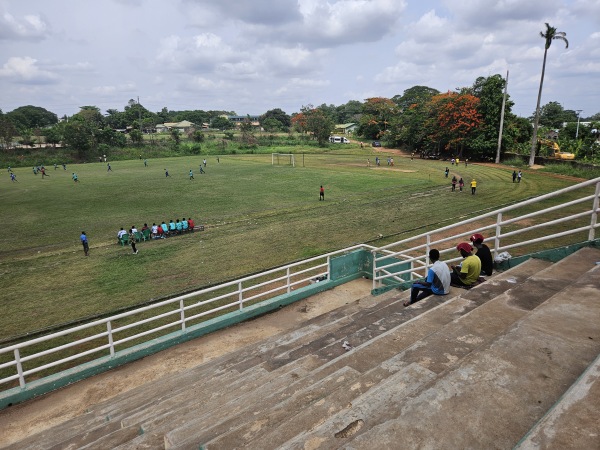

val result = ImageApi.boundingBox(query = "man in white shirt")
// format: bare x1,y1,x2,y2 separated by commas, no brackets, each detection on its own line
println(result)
404,249,451,306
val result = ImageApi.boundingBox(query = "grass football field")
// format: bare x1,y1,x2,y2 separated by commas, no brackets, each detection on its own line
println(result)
0,153,578,341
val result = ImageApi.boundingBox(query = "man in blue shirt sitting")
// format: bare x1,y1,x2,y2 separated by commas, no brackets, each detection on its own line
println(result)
404,249,451,306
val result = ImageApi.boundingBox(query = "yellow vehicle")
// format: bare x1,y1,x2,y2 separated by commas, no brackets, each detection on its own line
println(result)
537,139,575,160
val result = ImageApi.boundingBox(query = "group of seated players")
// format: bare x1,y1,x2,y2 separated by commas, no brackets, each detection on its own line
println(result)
117,217,196,243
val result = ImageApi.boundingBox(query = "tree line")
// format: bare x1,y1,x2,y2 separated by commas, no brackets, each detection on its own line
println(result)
1,75,599,163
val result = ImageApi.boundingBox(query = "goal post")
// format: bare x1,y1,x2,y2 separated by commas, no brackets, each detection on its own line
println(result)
272,153,295,167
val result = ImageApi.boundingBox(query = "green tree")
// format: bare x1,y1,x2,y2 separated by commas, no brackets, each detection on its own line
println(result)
211,116,234,130
260,108,291,130
97,128,127,147
129,129,143,145
191,130,205,143
261,118,284,132
387,86,439,150
301,106,334,145
44,125,63,148
336,100,363,124
464,74,513,159
0,110,18,150
170,128,181,146
392,86,440,111
18,128,35,147
529,23,569,166
5,105,58,131
63,121,94,159
536,101,573,128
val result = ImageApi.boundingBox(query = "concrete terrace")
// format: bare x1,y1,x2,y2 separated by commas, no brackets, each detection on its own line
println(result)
1,246,599,449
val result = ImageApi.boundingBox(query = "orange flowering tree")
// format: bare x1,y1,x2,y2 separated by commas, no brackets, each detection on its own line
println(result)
426,92,482,156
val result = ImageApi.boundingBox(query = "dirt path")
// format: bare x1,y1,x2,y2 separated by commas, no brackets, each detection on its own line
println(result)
0,278,375,447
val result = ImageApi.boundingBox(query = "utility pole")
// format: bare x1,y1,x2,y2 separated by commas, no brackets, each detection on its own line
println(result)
495,70,509,164
138,96,142,134
575,109,582,139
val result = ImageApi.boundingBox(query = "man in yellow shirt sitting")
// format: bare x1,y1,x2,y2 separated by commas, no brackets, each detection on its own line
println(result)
450,242,481,287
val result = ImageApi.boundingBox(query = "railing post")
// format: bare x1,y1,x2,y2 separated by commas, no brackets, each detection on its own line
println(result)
327,255,331,281
425,234,431,277
371,250,377,290
589,181,600,241
180,299,186,332
107,321,115,358
287,267,291,293
494,212,503,258
238,281,243,310
14,348,25,389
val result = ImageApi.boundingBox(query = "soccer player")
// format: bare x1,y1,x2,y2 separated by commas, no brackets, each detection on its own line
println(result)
80,231,89,256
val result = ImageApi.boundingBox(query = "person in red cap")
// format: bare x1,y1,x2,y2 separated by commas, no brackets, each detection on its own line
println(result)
470,233,493,276
450,242,481,287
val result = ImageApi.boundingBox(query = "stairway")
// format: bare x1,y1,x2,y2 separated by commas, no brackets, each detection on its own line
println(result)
4,247,600,450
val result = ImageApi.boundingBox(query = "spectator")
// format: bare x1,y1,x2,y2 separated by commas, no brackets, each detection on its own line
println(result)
175,219,183,234
156,225,165,239
131,225,138,234
450,243,481,288
169,220,176,234
151,223,159,237
161,221,169,236
517,170,522,183
182,218,189,232
117,227,127,241
129,229,138,254
470,233,493,276
512,170,517,183
404,249,451,307
188,217,195,232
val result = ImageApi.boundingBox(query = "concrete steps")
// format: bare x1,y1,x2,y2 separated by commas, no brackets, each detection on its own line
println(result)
5,247,599,450
163,259,557,448
513,347,600,449
339,251,600,449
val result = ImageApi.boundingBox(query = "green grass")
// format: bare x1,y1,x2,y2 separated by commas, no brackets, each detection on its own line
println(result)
0,152,580,341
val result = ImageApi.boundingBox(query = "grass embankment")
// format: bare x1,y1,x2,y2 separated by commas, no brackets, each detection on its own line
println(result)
0,152,579,341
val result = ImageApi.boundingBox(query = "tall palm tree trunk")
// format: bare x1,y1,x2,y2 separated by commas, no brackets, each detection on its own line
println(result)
529,48,549,166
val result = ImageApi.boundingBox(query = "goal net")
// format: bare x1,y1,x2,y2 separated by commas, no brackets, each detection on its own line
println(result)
272,153,295,167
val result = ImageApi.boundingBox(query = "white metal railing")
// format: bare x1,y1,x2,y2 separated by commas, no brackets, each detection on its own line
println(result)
372,177,600,289
0,244,376,391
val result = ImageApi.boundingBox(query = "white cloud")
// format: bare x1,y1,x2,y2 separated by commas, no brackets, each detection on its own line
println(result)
91,83,137,95
0,56,58,84
0,11,49,41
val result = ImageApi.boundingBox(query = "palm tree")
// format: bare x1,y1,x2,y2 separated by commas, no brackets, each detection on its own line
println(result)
529,23,569,166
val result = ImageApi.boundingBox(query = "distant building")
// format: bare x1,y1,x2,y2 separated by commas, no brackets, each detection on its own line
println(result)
228,115,261,127
155,120,196,133
334,123,357,135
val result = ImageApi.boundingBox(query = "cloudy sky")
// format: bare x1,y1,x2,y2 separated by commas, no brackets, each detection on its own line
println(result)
1,0,599,120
